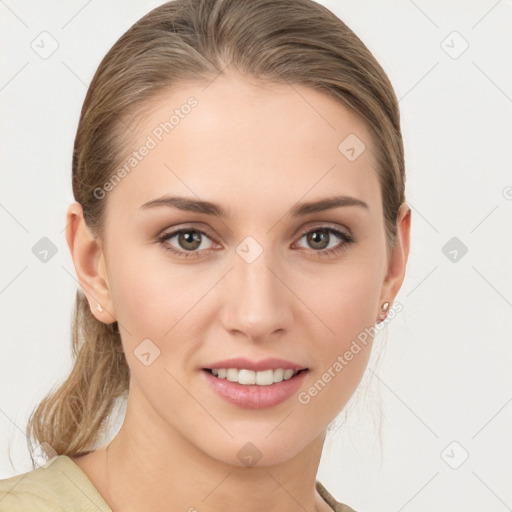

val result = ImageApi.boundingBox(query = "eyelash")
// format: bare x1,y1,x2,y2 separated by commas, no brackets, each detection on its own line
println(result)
157,225,354,260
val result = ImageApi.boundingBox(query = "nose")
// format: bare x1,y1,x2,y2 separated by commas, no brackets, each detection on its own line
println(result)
220,244,293,342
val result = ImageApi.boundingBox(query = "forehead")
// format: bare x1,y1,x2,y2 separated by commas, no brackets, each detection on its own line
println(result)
104,72,380,220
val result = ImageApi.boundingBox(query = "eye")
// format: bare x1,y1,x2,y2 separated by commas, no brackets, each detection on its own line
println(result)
157,224,354,259
157,228,217,258
294,226,354,258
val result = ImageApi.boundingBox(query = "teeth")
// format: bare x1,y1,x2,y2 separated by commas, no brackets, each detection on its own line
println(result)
209,368,300,385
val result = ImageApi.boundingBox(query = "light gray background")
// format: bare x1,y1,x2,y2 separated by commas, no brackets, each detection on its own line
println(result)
1,1,511,511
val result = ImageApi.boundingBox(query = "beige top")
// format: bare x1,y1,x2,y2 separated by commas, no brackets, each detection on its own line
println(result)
0,455,357,512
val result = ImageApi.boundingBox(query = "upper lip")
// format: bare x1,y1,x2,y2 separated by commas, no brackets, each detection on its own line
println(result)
203,357,307,372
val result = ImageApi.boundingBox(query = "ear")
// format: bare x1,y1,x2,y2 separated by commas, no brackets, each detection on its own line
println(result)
65,201,116,324
378,202,411,319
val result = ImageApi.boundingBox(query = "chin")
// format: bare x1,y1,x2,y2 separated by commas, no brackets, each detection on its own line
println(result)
194,426,318,469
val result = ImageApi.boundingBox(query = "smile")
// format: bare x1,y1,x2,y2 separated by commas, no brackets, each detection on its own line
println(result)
202,368,309,409
205,367,304,386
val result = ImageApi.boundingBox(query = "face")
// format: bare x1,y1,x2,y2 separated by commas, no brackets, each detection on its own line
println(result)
81,71,404,467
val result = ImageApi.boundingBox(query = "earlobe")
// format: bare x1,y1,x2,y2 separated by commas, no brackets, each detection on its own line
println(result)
65,201,116,324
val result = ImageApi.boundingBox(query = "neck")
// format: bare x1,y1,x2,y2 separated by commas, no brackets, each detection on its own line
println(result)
102,389,329,512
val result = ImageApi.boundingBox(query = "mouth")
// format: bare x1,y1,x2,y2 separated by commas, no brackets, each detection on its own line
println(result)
202,367,308,386
201,365,310,409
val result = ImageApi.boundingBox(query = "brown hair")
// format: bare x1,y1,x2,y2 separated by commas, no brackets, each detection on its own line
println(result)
25,0,405,467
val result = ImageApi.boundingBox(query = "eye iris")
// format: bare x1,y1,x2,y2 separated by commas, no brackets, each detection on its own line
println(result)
179,231,201,250
308,229,329,250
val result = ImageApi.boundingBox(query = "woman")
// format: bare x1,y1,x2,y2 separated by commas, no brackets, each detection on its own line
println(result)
0,0,410,510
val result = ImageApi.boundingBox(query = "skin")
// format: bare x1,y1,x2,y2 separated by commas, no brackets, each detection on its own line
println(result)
66,70,411,512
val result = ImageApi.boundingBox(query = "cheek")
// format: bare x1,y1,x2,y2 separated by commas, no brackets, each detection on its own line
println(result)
107,237,186,329
301,260,381,337
296,257,381,392
296,276,377,420
106,244,214,361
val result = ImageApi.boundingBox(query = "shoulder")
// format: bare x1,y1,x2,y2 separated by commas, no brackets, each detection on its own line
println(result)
316,480,359,512
0,455,111,512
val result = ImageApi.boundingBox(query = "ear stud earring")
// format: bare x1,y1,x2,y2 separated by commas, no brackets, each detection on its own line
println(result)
377,301,390,323
97,303,104,312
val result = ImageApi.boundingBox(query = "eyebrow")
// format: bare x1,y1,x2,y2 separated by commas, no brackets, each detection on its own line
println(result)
139,194,369,217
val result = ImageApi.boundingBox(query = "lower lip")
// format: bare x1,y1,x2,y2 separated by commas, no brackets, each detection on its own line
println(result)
202,369,309,409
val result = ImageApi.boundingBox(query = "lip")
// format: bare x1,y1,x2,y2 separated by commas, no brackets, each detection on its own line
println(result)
202,368,309,409
203,357,307,372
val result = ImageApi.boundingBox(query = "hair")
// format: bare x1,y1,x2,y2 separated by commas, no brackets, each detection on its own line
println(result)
24,0,406,468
